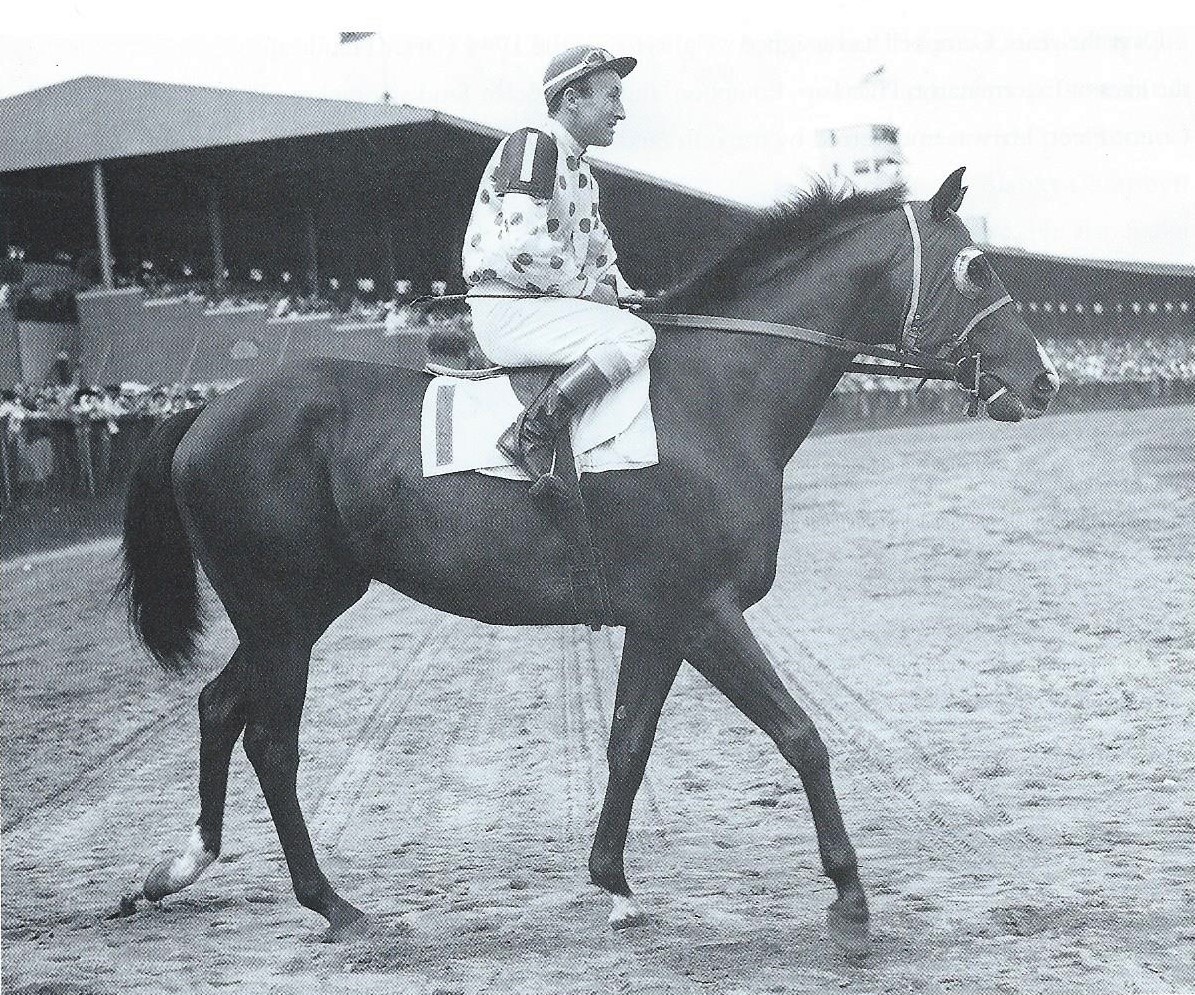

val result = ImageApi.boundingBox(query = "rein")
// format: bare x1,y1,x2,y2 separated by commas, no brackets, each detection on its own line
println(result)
643,311,985,416
418,294,980,410
641,312,959,381
420,200,1015,417
417,293,956,375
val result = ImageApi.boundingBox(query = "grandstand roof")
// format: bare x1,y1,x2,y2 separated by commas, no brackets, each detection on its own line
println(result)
0,76,438,172
985,244,1195,281
0,75,747,209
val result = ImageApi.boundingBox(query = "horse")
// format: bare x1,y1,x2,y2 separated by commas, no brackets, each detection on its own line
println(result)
117,168,1059,951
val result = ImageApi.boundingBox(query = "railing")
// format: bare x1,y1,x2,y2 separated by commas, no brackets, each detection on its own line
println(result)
73,286,430,385
811,378,1195,434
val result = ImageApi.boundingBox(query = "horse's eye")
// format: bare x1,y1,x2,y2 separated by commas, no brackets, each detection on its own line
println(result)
952,247,990,298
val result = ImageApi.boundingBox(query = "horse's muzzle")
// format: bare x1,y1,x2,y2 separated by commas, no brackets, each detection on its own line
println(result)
1024,371,1059,417
983,369,1057,422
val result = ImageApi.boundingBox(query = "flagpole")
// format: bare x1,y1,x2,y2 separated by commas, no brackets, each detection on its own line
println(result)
378,33,391,104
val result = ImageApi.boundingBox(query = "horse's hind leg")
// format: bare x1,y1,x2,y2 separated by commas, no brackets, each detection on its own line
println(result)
589,629,681,928
143,648,248,901
683,600,869,955
240,632,364,936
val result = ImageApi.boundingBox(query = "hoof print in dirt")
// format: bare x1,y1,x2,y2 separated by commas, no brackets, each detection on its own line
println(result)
106,892,141,920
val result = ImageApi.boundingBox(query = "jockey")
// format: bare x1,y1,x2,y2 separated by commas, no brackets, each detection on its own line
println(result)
462,45,655,495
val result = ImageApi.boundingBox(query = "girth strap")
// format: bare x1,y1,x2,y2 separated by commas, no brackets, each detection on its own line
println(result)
548,428,612,631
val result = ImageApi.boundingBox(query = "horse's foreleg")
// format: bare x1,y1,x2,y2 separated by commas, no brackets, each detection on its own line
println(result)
241,637,365,937
589,628,682,929
143,648,248,902
684,601,869,955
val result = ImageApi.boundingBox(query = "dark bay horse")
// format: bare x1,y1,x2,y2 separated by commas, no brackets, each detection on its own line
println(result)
119,170,1059,950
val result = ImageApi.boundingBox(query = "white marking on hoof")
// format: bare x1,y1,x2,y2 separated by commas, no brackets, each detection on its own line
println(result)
609,894,647,930
143,826,217,901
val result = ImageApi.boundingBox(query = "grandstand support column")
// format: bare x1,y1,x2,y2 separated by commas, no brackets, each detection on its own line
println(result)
91,162,114,289
74,418,96,497
0,432,12,509
208,185,226,287
383,217,397,292
304,203,319,296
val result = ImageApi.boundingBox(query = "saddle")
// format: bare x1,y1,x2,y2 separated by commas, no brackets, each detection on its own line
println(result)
425,360,553,403
424,361,612,631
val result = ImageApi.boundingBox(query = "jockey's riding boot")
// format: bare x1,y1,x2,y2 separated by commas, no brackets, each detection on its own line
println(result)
497,355,613,499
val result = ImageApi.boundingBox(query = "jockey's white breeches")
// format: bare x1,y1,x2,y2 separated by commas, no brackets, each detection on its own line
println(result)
467,294,656,383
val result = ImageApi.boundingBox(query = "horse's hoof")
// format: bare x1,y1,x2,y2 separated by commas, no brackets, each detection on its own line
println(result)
143,830,217,901
142,856,178,902
609,894,648,930
321,913,373,944
827,895,870,958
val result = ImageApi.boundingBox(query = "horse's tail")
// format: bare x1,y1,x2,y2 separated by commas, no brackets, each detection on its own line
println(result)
118,406,206,670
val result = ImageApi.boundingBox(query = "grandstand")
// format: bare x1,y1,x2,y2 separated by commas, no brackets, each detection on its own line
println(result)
0,76,747,385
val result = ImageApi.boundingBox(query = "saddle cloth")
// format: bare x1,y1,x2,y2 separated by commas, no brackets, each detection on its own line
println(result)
420,364,657,479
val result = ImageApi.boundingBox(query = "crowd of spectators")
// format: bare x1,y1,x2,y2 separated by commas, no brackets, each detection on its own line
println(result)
3,245,1195,446
0,352,234,498
1,248,79,322
3,330,1192,434
133,273,431,326
1041,336,1195,384
1,377,230,434
2,244,462,327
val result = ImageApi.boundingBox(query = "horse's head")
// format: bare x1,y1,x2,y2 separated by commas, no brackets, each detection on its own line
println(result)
887,168,1059,421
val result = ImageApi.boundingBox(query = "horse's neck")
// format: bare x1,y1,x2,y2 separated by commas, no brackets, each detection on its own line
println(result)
654,332,846,467
653,255,879,468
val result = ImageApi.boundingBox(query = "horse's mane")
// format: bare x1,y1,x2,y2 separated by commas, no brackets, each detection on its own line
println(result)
650,180,908,312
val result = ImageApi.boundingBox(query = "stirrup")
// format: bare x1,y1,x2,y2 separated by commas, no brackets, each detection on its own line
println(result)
497,418,567,500
528,461,569,500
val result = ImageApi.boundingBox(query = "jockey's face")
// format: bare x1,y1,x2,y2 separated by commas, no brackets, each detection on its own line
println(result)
561,69,626,148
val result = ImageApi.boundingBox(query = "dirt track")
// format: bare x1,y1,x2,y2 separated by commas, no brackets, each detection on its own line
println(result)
3,406,1193,994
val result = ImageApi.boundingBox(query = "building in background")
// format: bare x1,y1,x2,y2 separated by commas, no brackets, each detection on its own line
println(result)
814,119,990,240
816,122,905,193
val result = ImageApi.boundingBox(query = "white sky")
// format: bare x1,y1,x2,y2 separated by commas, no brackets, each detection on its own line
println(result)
4,3,1194,265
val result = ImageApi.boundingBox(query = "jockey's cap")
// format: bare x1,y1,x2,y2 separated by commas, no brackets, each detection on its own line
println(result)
543,46,637,106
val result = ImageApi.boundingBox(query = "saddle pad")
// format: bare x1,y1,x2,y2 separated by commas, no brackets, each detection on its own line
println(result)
420,364,657,479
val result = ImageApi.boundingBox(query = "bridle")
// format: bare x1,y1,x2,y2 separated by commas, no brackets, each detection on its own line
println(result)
647,202,1013,416
423,201,1016,416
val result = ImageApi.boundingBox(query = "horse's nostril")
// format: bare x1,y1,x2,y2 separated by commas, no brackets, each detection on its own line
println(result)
1034,372,1059,396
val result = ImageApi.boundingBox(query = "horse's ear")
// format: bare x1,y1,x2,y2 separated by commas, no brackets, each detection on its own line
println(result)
929,167,967,220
